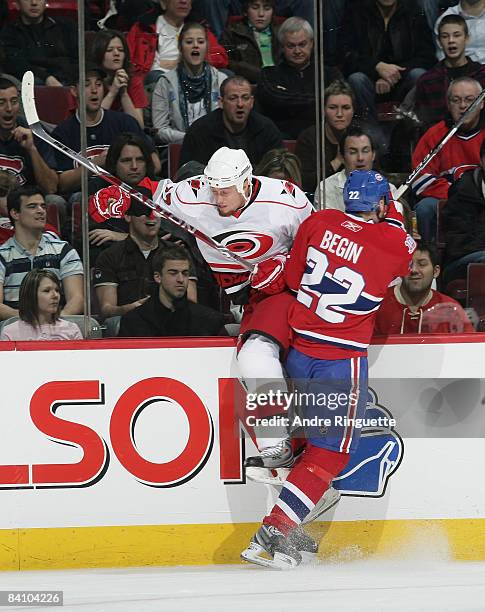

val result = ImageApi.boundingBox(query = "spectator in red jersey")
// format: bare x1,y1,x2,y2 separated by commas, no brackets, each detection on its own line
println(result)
415,15,485,128
0,269,82,341
374,241,474,335
89,29,146,129
221,0,281,84
411,76,485,242
151,22,228,146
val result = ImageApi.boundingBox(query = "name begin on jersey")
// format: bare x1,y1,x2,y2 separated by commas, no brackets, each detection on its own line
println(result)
320,230,363,264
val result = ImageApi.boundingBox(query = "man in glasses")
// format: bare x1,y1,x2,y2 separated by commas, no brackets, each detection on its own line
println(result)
411,76,485,241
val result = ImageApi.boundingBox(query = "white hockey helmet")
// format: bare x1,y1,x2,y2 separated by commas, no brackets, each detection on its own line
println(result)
204,147,253,196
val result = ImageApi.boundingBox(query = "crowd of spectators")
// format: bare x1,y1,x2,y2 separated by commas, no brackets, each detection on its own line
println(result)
0,0,482,340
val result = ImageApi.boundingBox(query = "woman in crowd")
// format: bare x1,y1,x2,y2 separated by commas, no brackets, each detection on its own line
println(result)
255,147,302,185
89,29,146,128
0,270,82,341
296,79,355,193
151,22,227,145
221,0,281,83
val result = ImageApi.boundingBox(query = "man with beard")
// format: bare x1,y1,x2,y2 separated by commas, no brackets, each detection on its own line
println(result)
374,241,474,334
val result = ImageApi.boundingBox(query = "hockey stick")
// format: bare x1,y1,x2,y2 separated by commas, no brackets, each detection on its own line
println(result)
20,71,254,272
395,87,485,199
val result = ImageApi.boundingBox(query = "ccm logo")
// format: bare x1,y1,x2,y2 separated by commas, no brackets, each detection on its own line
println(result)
0,378,246,489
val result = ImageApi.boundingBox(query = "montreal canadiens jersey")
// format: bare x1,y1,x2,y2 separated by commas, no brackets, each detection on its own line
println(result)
285,208,416,359
153,175,313,295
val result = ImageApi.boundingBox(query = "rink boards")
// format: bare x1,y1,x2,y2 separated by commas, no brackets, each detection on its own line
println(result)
0,335,484,570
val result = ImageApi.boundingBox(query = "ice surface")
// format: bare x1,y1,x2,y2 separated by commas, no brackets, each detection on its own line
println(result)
0,560,484,611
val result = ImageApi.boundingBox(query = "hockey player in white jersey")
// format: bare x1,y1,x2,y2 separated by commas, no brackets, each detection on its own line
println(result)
152,148,313,471
89,147,313,470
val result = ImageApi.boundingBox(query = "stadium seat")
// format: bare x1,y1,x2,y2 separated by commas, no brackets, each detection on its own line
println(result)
34,86,75,126
436,199,447,252
71,200,81,244
46,202,60,234
63,315,103,338
467,263,485,315
168,143,182,181
282,140,296,154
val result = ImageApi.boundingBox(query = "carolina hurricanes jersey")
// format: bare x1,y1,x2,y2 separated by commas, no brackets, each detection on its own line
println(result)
285,208,416,359
153,176,313,296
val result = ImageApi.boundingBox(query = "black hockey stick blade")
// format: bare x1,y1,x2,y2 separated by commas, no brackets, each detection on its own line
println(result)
21,71,253,271
395,86,485,199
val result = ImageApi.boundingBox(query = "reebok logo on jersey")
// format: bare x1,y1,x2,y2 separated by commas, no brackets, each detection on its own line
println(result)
341,220,362,233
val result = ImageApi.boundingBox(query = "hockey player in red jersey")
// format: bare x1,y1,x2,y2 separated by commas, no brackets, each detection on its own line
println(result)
90,146,314,471
241,170,416,569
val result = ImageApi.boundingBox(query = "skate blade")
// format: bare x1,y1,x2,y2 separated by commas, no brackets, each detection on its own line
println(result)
299,551,318,565
240,542,298,570
302,487,341,524
245,466,291,485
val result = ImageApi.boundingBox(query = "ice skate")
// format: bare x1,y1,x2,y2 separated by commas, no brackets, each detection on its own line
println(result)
244,439,294,486
288,525,318,563
241,524,302,570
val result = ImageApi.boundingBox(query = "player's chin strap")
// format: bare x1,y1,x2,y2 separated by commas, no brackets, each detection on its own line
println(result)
20,70,254,273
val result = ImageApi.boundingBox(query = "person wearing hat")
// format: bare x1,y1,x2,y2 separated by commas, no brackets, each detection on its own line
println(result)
93,195,197,335
51,63,161,196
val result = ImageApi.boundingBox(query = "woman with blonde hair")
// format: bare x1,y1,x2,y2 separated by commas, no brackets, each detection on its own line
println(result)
0,270,82,341
255,148,303,186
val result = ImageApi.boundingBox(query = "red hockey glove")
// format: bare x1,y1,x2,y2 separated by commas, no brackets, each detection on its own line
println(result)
250,254,288,294
88,185,131,223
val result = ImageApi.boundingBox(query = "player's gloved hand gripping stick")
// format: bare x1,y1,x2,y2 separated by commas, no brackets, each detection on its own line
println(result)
395,86,485,199
21,70,254,272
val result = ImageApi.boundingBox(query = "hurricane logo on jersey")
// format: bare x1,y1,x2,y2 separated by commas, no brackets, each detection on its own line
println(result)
213,230,274,259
